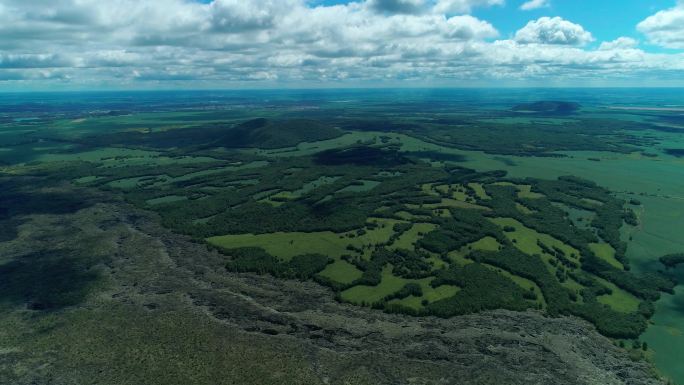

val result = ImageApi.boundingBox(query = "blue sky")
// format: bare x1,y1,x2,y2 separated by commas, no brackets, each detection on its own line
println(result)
473,1,675,48
312,0,678,50
0,0,682,90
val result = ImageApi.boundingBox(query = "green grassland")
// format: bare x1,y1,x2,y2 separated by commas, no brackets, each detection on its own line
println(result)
207,218,402,261
389,284,460,310
590,242,623,269
318,260,363,284
490,217,579,260
341,265,422,304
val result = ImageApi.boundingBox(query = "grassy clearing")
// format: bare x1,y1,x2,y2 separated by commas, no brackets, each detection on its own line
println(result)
468,236,501,251
163,161,268,185
561,276,585,297
482,264,546,308
515,202,536,215
424,183,479,203
37,147,217,167
468,183,491,200
264,176,340,203
448,236,501,266
337,180,381,193
73,176,104,184
391,223,437,250
393,211,431,221
108,175,169,189
448,251,474,266
341,265,414,304
244,131,381,158
489,217,578,258
146,195,188,205
564,205,596,229
478,117,577,126
429,184,469,201
207,218,402,261
317,260,363,284
589,242,623,269
408,198,489,211
390,284,460,310
595,277,640,313
341,265,456,307
493,182,544,199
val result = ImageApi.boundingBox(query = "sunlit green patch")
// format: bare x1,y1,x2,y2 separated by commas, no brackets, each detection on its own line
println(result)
337,180,381,193
559,276,585,298
482,264,546,308
341,266,410,304
425,183,476,204
408,198,489,211
146,195,188,205
581,198,604,207
317,260,364,284
37,147,157,163
264,176,341,203
393,210,431,221
564,205,596,229
389,283,460,310
595,277,640,313
515,202,536,215
108,175,170,189
478,117,577,126
426,255,448,269
390,223,437,250
73,176,104,185
252,189,281,200
207,218,403,261
448,237,501,266
493,182,544,199
490,217,578,258
467,183,491,200
447,250,474,266
243,132,381,158
468,236,501,252
589,242,623,269
32,144,75,152
35,147,218,167
420,183,441,197
375,171,403,177
162,162,268,185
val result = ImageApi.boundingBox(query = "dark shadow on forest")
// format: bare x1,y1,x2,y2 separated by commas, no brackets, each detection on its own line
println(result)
0,250,100,311
0,180,93,242
405,151,467,163
314,146,409,166
665,149,684,158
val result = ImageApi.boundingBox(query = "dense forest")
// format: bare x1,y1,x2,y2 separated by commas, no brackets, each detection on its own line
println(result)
2,102,680,343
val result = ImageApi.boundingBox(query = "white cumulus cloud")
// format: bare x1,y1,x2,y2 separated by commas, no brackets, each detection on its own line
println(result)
598,37,639,51
515,16,593,45
637,2,684,49
520,0,549,11
433,0,504,14
0,0,681,88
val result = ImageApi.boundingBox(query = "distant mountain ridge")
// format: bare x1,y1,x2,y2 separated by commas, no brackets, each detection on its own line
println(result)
214,118,343,149
84,117,343,150
512,101,581,114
